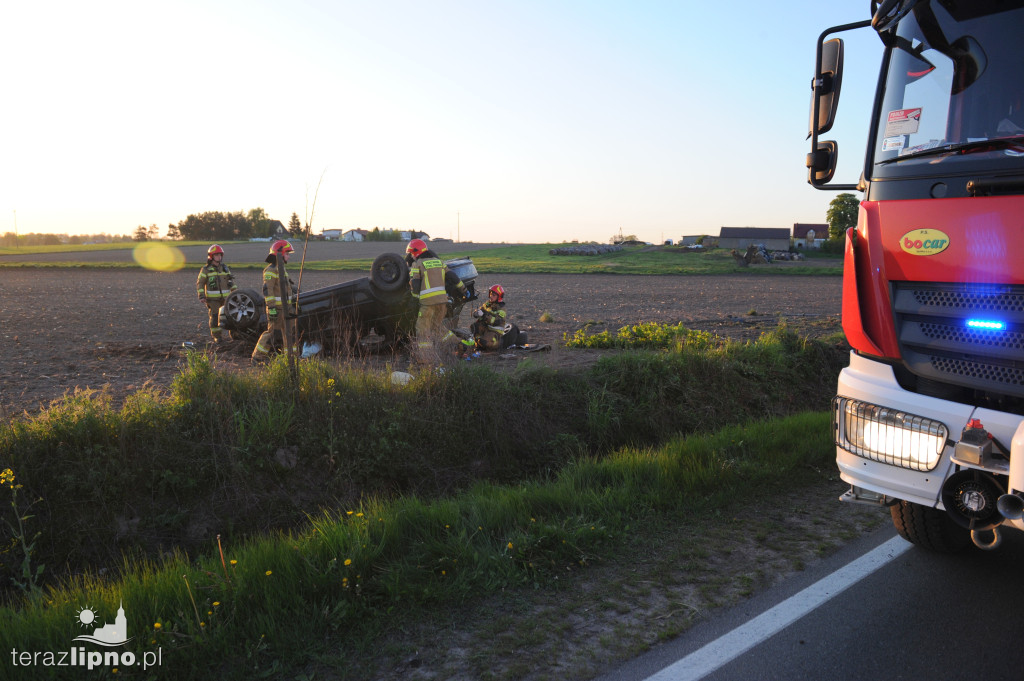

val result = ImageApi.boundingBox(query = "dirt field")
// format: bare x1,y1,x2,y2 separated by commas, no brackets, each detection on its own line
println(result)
0,266,843,417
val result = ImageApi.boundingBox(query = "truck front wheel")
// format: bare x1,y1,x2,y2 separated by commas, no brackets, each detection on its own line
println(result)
890,500,971,553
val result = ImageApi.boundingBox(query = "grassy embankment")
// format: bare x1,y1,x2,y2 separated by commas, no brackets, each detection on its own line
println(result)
0,242,843,275
0,322,851,679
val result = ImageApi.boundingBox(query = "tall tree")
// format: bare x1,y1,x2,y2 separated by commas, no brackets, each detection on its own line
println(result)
146,224,160,240
133,225,149,241
166,223,181,240
288,212,303,237
826,193,860,241
248,207,272,238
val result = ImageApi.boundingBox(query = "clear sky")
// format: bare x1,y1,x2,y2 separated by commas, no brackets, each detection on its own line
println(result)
2,1,881,244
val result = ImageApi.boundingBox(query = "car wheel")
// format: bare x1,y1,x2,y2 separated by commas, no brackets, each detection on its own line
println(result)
222,289,263,330
370,252,409,292
890,500,972,553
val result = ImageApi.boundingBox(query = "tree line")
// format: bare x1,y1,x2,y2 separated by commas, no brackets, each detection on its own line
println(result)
153,208,306,242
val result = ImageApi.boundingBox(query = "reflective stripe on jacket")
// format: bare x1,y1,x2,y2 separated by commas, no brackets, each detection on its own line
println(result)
410,257,449,305
262,264,296,317
196,263,236,299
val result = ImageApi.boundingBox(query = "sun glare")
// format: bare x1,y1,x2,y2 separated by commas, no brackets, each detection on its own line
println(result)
133,242,186,272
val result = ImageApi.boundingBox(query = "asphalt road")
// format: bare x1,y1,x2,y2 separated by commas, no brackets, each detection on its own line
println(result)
597,523,1024,681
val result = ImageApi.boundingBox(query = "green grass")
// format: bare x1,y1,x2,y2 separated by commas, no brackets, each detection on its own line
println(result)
315,244,842,276
0,411,837,680
1,242,842,275
0,325,853,678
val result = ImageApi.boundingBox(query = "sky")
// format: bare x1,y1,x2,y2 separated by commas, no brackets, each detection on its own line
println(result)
2,1,882,244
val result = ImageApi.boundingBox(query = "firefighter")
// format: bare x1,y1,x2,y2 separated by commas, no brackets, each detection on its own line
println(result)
471,284,508,352
196,244,237,343
406,238,466,365
251,240,299,363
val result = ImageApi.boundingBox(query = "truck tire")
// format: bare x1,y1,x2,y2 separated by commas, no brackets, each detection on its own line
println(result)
370,252,409,292
889,500,972,553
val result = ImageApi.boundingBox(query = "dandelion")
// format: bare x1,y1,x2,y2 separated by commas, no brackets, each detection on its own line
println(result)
507,542,513,550
441,570,446,576
230,560,237,566
200,622,206,628
207,610,212,615
213,602,220,607
356,512,364,518
343,559,352,566
265,570,272,576
153,623,162,630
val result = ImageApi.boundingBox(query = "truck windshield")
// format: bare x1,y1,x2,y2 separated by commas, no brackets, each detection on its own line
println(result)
872,1,1024,178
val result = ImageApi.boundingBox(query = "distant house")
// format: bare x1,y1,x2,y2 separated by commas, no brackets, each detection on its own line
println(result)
341,229,369,242
792,223,829,249
269,220,288,238
717,227,791,251
401,230,429,241
680,235,706,246
321,229,343,240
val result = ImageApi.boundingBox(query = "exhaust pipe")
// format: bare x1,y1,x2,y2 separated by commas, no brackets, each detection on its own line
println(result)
971,526,1003,551
997,491,1024,520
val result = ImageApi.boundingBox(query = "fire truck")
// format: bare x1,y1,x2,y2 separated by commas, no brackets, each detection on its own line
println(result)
808,0,1024,551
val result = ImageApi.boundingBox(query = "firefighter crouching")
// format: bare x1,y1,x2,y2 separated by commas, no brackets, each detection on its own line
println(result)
472,284,507,351
251,240,299,364
196,244,237,343
406,238,466,365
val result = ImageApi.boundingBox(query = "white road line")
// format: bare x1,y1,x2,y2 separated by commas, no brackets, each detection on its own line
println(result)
644,536,912,681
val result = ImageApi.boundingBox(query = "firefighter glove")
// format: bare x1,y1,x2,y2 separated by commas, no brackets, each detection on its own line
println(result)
473,309,484,318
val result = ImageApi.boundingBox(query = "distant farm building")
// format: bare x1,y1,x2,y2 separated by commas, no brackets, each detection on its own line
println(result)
342,229,369,242
792,223,829,249
716,227,791,251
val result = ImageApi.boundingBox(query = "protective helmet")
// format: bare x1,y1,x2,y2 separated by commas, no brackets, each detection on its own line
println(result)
269,239,294,256
488,284,505,302
405,238,427,258
208,244,224,256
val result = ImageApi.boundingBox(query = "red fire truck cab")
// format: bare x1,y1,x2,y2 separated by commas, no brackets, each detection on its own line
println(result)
809,0,1024,551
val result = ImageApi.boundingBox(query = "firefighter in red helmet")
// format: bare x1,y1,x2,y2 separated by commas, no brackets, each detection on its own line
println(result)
196,244,237,343
470,284,508,352
251,240,299,363
406,238,466,365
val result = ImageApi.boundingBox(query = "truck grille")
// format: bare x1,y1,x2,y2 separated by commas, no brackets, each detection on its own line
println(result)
893,282,1024,399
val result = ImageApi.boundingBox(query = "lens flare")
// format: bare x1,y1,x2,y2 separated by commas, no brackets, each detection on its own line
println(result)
133,242,186,272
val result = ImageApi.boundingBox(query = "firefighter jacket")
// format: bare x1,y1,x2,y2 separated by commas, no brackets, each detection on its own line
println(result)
478,301,507,333
196,262,236,301
410,250,464,306
262,262,297,319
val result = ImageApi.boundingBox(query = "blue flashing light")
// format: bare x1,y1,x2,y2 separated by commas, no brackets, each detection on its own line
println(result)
966,319,1006,331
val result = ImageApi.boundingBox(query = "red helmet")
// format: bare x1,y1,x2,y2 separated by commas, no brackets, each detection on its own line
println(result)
406,238,427,258
488,284,505,302
269,240,294,256
207,244,224,256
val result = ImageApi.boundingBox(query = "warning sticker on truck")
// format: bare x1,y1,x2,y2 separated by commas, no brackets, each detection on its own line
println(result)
885,108,922,137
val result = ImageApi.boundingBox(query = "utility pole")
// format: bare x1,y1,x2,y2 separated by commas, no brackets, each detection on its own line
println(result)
457,211,461,243
13,210,17,249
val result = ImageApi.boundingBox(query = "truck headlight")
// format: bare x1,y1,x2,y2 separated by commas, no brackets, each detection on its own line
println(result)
833,397,947,471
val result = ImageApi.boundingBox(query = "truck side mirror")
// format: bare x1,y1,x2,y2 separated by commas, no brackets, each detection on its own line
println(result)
807,140,839,186
809,38,845,137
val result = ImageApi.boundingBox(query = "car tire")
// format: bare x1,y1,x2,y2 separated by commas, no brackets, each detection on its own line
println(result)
370,252,409,292
221,289,264,330
890,500,972,553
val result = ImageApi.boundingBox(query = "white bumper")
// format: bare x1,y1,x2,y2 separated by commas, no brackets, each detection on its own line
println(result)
837,351,1024,530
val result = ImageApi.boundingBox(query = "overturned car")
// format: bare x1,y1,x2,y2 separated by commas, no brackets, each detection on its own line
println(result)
219,252,480,353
